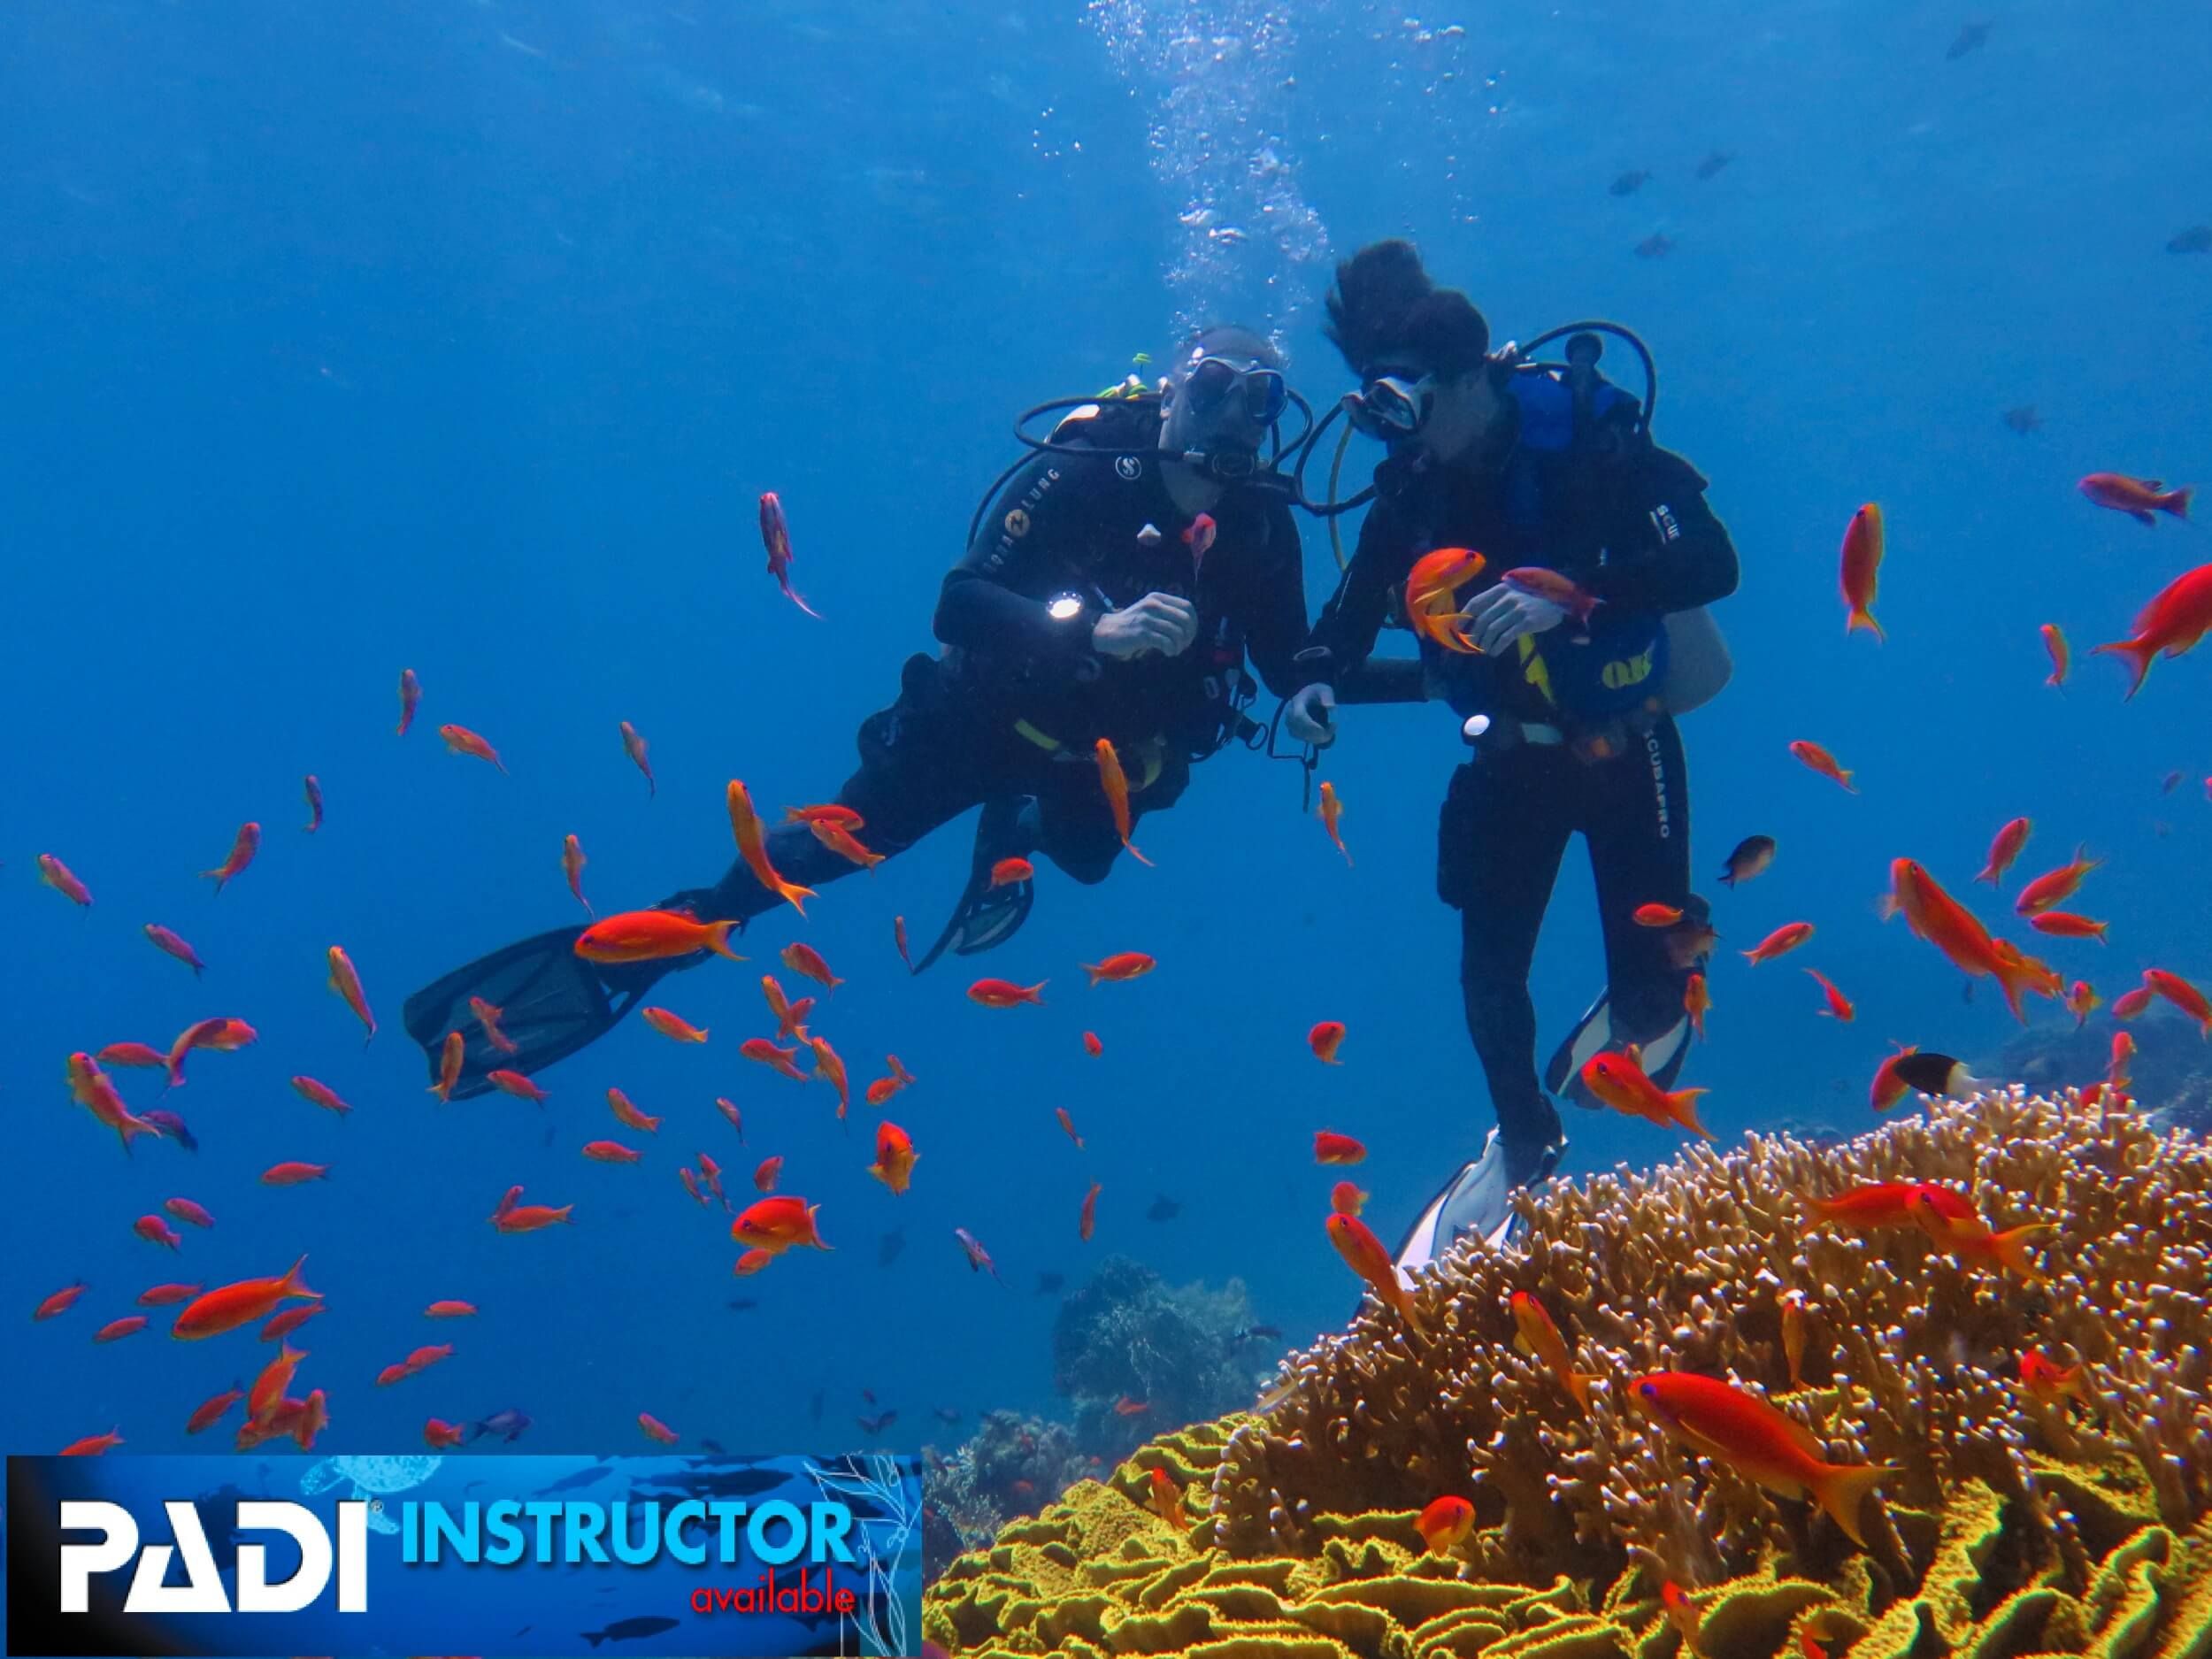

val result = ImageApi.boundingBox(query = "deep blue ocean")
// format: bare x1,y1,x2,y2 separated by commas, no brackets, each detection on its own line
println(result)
4,0,2208,1483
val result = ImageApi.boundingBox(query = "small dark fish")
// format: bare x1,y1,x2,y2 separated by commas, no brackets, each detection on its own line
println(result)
933,1406,962,1425
1609,169,1651,196
699,1437,726,1455
856,1410,898,1436
1945,20,1990,58
726,1297,758,1312
583,1616,680,1647
878,1228,906,1268
1034,1271,1065,1295
1892,1051,1985,1098
2163,769,2185,795
2002,405,2043,434
1718,834,1777,887
141,1109,198,1153
1694,150,1732,180
1147,1195,1182,1223
512,1628,533,1639
2169,225,2212,255
861,1386,877,1405
469,1407,532,1443
1635,233,1673,259
1232,1324,1284,1343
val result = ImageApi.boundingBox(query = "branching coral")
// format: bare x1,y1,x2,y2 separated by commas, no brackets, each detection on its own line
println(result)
926,1090,2212,1656
1051,1256,1262,1461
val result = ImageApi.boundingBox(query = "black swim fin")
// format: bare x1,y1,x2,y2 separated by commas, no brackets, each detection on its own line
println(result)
403,923,702,1100
910,796,1036,975
1548,989,1694,1105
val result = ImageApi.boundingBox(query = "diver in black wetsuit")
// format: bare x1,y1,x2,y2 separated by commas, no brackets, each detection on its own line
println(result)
1280,241,1740,1265
403,326,1312,1097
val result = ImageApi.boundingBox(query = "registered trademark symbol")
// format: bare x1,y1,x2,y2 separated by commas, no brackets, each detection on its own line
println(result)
369,1500,383,1513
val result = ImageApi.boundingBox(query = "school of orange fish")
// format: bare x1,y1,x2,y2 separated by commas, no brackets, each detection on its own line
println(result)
32,468,2211,1588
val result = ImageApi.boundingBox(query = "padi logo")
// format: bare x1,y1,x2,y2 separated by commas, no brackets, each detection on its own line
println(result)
1114,454,1142,480
59,1499,369,1615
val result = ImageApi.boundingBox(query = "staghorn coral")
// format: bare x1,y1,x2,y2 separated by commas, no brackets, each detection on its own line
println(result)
926,1090,2212,1656
926,1410,1097,1577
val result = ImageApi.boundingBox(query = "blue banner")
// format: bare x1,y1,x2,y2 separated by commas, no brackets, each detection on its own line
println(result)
4,1452,923,1657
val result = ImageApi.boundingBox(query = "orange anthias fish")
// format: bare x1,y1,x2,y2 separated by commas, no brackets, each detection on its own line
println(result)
1404,547,1487,655
1082,1030,1104,1057
65,1052,157,1156
429,1031,465,1102
969,978,1047,1008
758,490,822,618
1415,1494,1476,1555
1805,968,1855,1021
732,1194,831,1255
173,1256,319,1340
715,1096,744,1140
1146,1466,1188,1533
2093,563,2212,698
1684,972,1711,1041
1331,1180,1367,1215
865,1074,902,1108
494,1197,574,1233
1310,1019,1346,1064
562,833,592,915
809,818,884,869
1083,951,1155,986
895,914,913,972
201,822,261,894
754,1156,784,1193
1839,503,1885,641
62,1429,126,1457
1056,1107,1084,1148
488,1070,549,1104
1502,565,1602,626
1885,860,2047,1020
741,1038,810,1082
143,924,205,976
2145,968,2212,1034
582,1140,641,1164
1905,1185,2052,1278
639,1412,680,1446
727,780,816,916
248,1341,309,1425
39,853,93,907
166,1198,215,1229
1779,1288,1809,1388
326,945,376,1042
618,720,655,796
869,1122,918,1194
2016,844,2101,914
1325,1212,1425,1335
396,667,422,735
641,1006,710,1043
261,1162,329,1186
2029,910,2109,941
439,723,508,772
786,803,864,829
809,1035,851,1118
471,996,519,1055
425,1417,468,1449
1628,1371,1894,1545
780,941,844,994
1079,1182,1101,1240
1510,1290,1592,1409
1183,511,1217,572
2078,472,2192,526
2112,986,2154,1020
2067,980,2101,1026
302,773,323,832
1580,1049,1712,1141
188,1386,245,1435
990,856,1034,887
575,908,743,965
1743,922,1815,964
1314,1131,1366,1165
761,976,810,1040
2041,623,2070,688
1094,738,1154,866
36,1282,89,1321
1976,818,2032,886
1661,1582,1704,1654
1788,740,1857,793
1317,780,1352,864
290,1076,352,1117
1632,902,1683,927
1801,1181,1923,1233
607,1087,660,1133
99,1041,166,1069
2019,1350,2087,1406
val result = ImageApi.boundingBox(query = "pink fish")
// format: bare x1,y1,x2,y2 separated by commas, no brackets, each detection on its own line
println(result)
759,491,821,618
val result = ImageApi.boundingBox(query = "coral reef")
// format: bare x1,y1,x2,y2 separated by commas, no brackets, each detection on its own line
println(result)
926,1411,1096,1576
1991,1011,2212,1137
1051,1256,1262,1463
926,1090,2212,1656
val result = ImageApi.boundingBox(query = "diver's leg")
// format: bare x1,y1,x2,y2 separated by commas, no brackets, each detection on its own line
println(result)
1033,744,1190,885
1583,717,1694,1061
1446,749,1576,1179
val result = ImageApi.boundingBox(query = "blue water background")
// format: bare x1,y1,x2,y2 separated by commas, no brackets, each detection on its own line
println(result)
4,0,2208,1465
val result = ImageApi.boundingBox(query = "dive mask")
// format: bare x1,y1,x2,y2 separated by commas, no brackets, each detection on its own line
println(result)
1183,354,1290,425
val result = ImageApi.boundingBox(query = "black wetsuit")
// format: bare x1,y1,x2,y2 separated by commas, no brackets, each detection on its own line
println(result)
697,411,1310,923
1302,425,1738,1175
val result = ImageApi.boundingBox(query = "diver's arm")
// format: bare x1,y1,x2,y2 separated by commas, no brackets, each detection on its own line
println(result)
1578,448,1740,614
1237,500,1315,698
933,457,1101,670
1297,497,1417,686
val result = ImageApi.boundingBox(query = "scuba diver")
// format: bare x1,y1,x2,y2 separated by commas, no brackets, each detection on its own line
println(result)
403,325,1313,1097
1281,240,1740,1269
